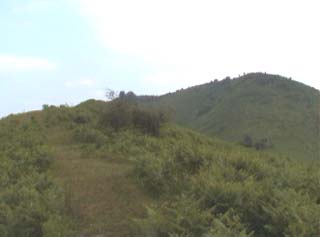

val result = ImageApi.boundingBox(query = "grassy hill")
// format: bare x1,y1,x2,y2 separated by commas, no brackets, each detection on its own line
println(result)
140,73,320,160
0,99,319,236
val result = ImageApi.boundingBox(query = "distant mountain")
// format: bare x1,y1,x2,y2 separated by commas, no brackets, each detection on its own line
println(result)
140,73,320,160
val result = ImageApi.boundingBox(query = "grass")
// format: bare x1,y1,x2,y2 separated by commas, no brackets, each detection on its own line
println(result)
49,136,151,236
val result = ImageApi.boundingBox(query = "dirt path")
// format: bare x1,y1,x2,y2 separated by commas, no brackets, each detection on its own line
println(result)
51,146,150,237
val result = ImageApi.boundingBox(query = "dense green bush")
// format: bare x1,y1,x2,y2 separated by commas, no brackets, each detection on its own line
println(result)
101,98,170,136
130,129,320,237
72,125,106,146
0,117,71,237
43,105,74,126
132,140,208,196
41,104,95,130
73,111,91,124
101,99,133,131
132,108,164,136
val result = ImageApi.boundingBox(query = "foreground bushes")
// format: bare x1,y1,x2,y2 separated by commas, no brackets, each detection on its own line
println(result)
130,129,320,237
0,117,71,237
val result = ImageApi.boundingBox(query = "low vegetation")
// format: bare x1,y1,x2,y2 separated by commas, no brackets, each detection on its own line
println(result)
133,135,320,236
0,85,319,236
0,115,71,237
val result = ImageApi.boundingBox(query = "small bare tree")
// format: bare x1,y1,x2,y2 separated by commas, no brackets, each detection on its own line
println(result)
106,88,118,100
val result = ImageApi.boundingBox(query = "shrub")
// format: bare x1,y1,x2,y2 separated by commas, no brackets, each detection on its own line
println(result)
132,154,170,194
73,126,106,146
254,138,272,150
132,108,165,136
136,195,213,237
42,104,49,110
132,130,320,237
242,136,272,150
101,99,133,131
73,112,91,124
242,135,253,147
207,210,253,237
101,98,170,136
43,106,74,127
0,118,71,237
173,145,205,174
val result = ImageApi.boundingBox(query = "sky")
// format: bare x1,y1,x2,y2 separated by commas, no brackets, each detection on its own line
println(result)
1,0,319,117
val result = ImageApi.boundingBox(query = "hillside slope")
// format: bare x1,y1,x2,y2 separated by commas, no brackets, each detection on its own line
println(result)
140,73,320,159
0,98,319,236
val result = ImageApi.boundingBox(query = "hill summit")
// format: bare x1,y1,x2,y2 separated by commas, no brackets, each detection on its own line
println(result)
141,73,320,159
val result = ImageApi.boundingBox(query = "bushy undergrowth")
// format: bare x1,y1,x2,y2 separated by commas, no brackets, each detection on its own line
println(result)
42,104,95,129
130,130,320,237
73,125,107,147
0,116,71,237
62,101,320,237
69,102,320,237
2,98,319,237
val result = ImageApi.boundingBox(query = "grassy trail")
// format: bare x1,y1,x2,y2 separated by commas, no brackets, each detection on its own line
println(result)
50,146,150,237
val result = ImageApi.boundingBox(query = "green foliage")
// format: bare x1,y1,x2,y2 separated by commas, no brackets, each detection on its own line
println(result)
1,89,319,237
0,117,71,237
40,103,96,130
136,196,213,237
132,107,167,136
73,111,91,124
130,132,211,196
73,125,106,146
101,98,170,136
141,73,320,160
101,99,134,131
206,210,253,237
128,127,320,237
43,105,74,126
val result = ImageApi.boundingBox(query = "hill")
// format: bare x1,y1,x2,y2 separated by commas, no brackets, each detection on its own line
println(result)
140,73,320,160
0,99,319,236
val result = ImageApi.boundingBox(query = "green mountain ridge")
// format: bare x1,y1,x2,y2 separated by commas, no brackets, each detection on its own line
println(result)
138,73,320,160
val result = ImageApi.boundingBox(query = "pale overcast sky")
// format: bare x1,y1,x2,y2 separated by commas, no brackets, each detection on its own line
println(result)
1,0,319,117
